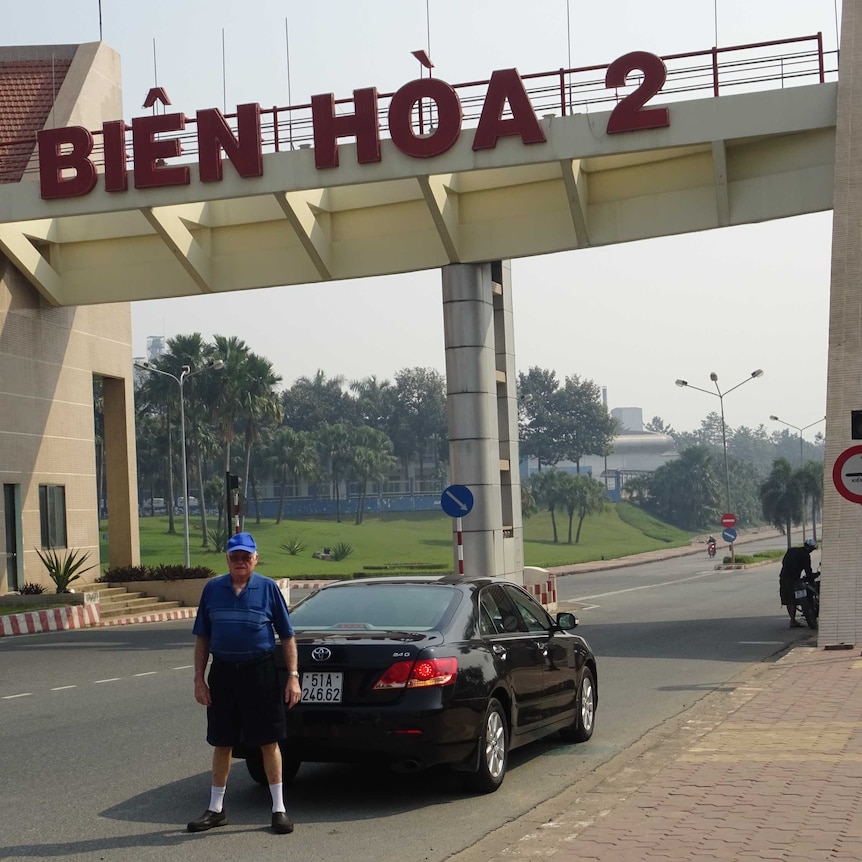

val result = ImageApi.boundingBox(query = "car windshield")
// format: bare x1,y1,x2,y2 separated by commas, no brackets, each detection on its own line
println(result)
290,583,458,632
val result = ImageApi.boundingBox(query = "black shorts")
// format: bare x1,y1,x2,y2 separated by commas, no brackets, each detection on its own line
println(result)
206,654,286,748
779,577,799,607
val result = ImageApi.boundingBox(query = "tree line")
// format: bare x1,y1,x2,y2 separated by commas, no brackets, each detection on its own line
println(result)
131,333,447,540
121,340,824,546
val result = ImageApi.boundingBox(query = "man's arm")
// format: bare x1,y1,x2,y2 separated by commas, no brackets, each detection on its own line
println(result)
193,635,212,706
281,636,302,708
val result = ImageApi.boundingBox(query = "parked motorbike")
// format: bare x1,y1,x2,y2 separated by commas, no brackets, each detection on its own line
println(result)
793,568,821,629
707,541,716,559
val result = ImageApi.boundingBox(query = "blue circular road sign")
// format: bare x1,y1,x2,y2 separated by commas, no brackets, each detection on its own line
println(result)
722,527,738,544
441,484,474,518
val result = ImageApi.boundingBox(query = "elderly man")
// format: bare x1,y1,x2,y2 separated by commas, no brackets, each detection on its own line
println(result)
187,532,301,835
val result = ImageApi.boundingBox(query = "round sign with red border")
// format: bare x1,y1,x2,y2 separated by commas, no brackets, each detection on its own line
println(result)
832,445,862,504
720,513,736,528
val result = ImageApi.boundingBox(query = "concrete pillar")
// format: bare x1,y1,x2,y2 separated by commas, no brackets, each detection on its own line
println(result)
821,1,862,646
442,261,524,583
102,375,140,568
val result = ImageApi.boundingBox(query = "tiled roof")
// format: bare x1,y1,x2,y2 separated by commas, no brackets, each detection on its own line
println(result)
0,58,72,183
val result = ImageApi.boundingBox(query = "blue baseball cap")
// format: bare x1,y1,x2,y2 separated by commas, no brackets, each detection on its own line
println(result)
226,532,257,553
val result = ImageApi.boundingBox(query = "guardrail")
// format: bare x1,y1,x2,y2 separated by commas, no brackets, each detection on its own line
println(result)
0,33,834,185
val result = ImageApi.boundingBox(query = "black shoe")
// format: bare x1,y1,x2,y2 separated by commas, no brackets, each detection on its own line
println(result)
187,809,228,833
271,811,294,834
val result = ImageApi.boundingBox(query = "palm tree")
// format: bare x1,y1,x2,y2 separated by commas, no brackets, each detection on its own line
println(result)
315,422,353,523
530,469,568,543
212,335,251,521
238,352,283,511
760,458,803,549
267,427,320,523
347,427,396,524
559,474,608,544
798,460,824,543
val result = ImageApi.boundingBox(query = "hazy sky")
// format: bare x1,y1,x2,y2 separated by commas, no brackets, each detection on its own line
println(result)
6,0,840,435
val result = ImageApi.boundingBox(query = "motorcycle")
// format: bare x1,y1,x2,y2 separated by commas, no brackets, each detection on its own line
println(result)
707,540,716,559
793,568,821,629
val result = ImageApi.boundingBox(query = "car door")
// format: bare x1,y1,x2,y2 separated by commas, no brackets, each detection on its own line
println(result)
503,586,578,726
478,584,547,735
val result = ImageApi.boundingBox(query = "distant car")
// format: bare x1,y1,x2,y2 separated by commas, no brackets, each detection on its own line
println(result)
139,497,166,515
234,575,597,793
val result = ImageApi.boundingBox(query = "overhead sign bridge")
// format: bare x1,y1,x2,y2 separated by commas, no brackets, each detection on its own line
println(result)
0,33,836,308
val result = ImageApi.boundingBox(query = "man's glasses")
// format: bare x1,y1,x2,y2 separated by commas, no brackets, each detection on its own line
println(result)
227,552,254,562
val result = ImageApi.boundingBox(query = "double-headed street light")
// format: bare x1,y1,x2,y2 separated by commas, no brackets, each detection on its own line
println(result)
768,414,826,541
675,369,764,516
134,358,224,566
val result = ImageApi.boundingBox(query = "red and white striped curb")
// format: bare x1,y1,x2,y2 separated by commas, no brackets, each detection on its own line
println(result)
527,577,557,609
0,603,100,637
99,607,198,626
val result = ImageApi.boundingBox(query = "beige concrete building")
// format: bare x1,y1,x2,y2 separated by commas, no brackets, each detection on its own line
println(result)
1,43,139,593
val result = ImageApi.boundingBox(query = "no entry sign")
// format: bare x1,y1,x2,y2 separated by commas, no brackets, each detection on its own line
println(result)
833,445,862,504
721,513,737,528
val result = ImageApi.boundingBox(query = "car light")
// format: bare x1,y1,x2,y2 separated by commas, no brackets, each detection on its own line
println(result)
373,657,458,690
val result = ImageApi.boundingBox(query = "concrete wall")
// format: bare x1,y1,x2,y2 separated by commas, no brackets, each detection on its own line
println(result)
0,43,138,593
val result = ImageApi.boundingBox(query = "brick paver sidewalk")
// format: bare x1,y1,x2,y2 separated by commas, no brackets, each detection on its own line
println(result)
483,646,862,862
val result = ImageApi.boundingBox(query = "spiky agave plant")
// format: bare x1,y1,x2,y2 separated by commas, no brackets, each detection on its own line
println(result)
34,547,96,593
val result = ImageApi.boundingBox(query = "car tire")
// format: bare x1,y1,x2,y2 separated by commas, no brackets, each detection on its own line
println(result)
244,747,301,786
560,666,596,743
463,697,508,794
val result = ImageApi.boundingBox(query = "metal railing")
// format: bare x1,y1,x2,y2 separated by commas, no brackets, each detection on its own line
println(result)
0,34,835,186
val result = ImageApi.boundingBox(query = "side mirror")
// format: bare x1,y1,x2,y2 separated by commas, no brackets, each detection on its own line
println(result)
555,612,578,631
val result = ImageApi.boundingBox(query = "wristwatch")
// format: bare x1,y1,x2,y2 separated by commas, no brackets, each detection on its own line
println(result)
288,670,299,677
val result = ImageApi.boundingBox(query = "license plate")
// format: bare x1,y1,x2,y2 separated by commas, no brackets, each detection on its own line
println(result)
301,671,343,703
794,588,807,600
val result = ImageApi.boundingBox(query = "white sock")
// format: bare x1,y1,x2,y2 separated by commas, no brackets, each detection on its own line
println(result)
209,785,226,813
269,782,285,813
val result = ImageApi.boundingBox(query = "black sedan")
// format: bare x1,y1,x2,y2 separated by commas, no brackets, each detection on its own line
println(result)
237,575,597,793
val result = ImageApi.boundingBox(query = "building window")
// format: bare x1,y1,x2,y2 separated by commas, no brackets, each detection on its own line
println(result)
39,485,67,548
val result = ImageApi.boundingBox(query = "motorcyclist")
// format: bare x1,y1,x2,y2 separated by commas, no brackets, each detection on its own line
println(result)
707,535,717,557
778,538,817,628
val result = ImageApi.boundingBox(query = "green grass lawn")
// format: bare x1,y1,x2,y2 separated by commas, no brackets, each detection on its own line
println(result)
98,502,695,579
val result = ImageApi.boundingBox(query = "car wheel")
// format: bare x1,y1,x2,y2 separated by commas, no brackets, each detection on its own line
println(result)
463,697,508,793
244,747,301,785
560,666,595,743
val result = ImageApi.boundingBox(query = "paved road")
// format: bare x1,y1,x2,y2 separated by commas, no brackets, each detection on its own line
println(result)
0,536,808,862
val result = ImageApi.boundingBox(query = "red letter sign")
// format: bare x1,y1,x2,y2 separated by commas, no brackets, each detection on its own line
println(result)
197,103,263,183
388,78,462,159
102,120,128,192
473,69,546,152
38,127,98,199
132,112,190,189
312,88,381,169
605,51,669,133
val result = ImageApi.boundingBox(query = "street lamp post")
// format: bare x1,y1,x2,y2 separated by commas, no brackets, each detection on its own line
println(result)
768,414,826,541
675,369,764,554
134,358,224,566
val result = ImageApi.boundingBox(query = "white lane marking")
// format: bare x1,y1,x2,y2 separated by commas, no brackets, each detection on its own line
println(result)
133,672,158,677
3,693,33,699
94,678,121,684
572,570,718,602
51,685,77,691
739,641,785,645
173,665,193,670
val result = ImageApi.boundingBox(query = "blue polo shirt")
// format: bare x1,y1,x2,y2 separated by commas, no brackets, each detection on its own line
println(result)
193,572,294,662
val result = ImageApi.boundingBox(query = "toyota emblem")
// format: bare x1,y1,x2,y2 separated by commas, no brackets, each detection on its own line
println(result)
311,647,332,662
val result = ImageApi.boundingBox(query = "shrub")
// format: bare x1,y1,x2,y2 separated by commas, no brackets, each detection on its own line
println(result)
17,582,46,595
281,536,306,556
35,547,96,593
208,527,230,553
330,541,354,561
100,564,216,583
